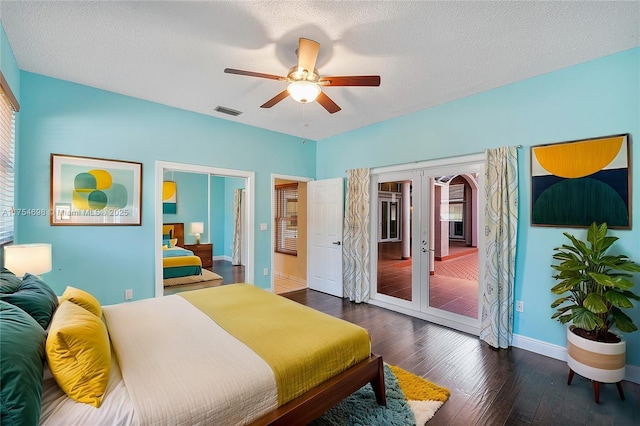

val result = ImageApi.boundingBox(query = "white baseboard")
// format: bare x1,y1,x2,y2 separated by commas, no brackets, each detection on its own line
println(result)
512,333,640,384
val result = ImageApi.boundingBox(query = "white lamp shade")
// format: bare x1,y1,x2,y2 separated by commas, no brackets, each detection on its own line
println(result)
287,81,321,103
190,222,204,234
4,243,52,276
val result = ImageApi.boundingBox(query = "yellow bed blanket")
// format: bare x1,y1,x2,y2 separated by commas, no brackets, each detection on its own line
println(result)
180,284,371,405
162,255,201,268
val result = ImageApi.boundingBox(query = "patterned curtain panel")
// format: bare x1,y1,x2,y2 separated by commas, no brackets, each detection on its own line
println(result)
480,146,519,349
343,168,371,303
232,188,242,266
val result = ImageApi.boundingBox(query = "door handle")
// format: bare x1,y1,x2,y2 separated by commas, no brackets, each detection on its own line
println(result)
332,241,342,245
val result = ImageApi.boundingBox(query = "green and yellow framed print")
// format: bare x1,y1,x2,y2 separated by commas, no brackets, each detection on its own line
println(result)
531,134,630,229
162,181,177,214
50,154,142,225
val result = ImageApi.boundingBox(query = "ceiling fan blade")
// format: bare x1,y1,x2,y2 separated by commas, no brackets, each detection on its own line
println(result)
224,68,283,81
297,38,320,74
319,75,381,87
316,91,341,114
260,90,290,108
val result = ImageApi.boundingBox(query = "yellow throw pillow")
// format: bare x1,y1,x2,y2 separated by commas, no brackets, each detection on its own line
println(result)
169,238,178,248
46,301,111,407
60,286,102,317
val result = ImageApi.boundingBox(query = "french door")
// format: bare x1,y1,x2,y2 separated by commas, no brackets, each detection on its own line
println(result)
369,158,484,335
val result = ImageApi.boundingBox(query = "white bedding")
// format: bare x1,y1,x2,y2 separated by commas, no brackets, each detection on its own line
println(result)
40,347,137,426
40,295,278,426
104,295,278,426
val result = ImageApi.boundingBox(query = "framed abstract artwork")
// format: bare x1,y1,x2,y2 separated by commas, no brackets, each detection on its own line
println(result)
162,181,177,214
530,134,631,229
50,154,142,225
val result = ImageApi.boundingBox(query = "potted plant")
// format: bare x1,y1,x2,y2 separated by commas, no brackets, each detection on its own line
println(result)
550,222,640,402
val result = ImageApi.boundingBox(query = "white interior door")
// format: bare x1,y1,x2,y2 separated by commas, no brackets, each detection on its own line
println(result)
307,178,344,297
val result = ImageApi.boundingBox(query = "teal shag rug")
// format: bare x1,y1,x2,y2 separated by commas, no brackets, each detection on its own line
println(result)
311,364,415,426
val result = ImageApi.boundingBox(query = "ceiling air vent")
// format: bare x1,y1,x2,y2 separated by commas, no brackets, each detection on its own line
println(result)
215,106,242,116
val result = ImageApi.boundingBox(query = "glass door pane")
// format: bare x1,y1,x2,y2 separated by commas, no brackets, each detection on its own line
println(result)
375,175,419,308
427,174,479,319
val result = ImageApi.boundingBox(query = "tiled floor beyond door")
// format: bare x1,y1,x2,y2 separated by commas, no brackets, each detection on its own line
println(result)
377,241,479,318
274,275,306,294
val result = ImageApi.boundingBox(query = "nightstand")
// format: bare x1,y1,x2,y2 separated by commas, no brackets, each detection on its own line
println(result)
184,243,213,268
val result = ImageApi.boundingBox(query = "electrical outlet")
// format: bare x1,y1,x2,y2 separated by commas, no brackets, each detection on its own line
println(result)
125,289,133,300
516,300,524,312
263,268,269,276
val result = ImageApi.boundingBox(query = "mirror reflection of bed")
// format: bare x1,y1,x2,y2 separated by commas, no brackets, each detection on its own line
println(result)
160,167,248,296
162,223,232,295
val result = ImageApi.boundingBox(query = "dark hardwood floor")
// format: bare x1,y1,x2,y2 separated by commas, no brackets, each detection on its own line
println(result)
283,289,640,426
210,259,244,284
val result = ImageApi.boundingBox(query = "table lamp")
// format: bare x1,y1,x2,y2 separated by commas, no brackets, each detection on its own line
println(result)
190,222,204,244
4,243,52,277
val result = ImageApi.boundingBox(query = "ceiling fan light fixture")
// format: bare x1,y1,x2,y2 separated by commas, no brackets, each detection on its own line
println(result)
287,81,321,103
224,38,379,113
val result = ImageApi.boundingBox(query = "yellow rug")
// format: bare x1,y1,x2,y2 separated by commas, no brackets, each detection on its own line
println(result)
390,365,451,425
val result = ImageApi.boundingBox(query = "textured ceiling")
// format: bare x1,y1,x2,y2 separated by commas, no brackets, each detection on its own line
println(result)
1,1,638,141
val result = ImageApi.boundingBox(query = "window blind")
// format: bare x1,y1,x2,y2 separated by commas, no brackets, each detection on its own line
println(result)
274,183,298,255
0,72,19,246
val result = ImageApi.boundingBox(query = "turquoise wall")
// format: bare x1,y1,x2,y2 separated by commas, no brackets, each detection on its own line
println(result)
0,23,19,98
317,48,640,367
15,72,316,304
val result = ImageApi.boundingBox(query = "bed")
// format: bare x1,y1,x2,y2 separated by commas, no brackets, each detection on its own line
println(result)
0,268,385,426
162,223,203,279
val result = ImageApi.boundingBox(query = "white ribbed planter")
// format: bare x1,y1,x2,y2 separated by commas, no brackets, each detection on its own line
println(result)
566,327,626,383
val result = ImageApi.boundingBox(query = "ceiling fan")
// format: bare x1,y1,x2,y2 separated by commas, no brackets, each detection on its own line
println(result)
224,38,381,114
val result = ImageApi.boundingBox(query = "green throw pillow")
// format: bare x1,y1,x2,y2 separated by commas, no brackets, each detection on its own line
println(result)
0,301,47,426
0,273,59,329
0,268,22,294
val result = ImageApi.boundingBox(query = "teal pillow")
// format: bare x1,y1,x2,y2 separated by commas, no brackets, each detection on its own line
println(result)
0,273,58,329
0,300,47,426
162,233,171,247
0,268,21,294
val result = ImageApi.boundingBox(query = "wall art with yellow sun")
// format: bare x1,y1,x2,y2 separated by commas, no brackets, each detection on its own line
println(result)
162,181,177,214
531,133,630,229
50,154,142,225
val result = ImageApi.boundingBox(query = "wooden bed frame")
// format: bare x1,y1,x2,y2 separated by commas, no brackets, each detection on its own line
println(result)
250,353,386,425
163,222,185,247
